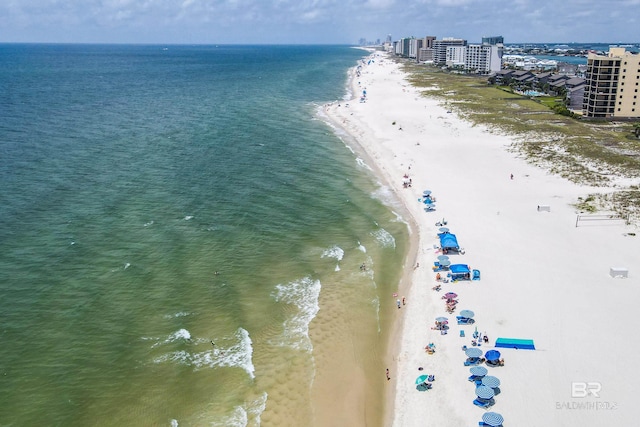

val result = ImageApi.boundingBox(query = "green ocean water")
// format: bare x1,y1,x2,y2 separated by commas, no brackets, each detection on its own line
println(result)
0,44,408,426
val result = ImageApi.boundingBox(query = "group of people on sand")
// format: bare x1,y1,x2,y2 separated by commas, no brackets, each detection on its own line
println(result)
443,295,458,313
424,342,436,354
402,173,412,188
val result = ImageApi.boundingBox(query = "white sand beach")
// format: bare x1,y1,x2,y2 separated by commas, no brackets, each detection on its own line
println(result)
324,51,639,426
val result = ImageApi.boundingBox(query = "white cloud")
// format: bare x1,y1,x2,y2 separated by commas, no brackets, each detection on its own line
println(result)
0,0,638,44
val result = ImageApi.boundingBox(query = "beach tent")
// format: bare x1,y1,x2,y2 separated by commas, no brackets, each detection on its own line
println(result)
439,233,459,251
450,264,471,280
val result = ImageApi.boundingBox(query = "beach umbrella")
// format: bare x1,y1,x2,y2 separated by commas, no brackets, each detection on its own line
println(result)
437,255,449,261
485,350,501,361
415,374,429,385
438,227,449,234
475,385,495,399
470,366,488,377
459,310,475,319
482,412,504,427
435,316,448,323
482,376,501,388
439,259,451,267
422,190,432,196
443,292,457,299
465,347,483,358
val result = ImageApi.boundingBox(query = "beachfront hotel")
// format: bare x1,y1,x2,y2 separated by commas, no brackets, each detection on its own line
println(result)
393,35,503,74
582,47,640,119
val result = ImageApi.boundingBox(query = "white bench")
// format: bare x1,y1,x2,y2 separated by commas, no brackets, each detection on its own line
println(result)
610,267,628,278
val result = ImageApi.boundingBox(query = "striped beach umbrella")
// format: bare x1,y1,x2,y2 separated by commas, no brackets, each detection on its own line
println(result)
459,309,474,319
475,385,495,399
482,412,504,427
470,366,488,377
465,347,483,358
482,376,501,388
443,292,457,300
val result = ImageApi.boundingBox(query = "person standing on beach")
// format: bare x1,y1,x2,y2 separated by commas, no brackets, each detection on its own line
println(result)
386,368,390,380
402,296,406,305
396,299,401,309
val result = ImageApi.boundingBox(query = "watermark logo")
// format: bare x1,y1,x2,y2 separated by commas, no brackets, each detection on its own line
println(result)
571,382,602,398
555,381,617,411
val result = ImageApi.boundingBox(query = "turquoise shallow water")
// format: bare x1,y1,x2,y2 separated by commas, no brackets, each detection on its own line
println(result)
0,44,408,426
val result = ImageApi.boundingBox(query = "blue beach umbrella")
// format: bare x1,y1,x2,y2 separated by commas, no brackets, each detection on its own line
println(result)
475,385,495,399
416,374,429,385
459,310,475,319
439,259,451,267
482,376,501,388
423,190,432,196
470,366,488,377
485,350,501,361
438,227,449,234
465,347,483,358
437,254,450,261
435,317,448,323
482,412,504,427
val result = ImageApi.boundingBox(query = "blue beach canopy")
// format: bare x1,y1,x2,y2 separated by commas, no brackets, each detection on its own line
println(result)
495,337,536,350
450,264,470,274
439,233,459,250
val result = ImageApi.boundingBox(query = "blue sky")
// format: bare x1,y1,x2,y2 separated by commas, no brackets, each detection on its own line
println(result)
1,0,638,44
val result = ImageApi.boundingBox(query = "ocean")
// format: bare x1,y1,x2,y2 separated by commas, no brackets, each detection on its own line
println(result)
0,44,408,426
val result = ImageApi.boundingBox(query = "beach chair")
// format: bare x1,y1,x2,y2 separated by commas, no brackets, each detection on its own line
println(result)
464,358,481,366
456,317,475,325
473,398,494,409
416,382,432,391
468,375,482,383
460,330,465,337
472,269,481,280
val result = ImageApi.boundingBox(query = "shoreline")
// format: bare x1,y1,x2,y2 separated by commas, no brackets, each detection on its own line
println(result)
322,52,431,426
324,50,639,426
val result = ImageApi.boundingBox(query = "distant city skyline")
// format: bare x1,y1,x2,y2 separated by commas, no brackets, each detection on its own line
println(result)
1,0,638,45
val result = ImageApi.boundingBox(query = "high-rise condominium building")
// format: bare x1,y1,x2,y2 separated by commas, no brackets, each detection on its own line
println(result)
582,47,640,119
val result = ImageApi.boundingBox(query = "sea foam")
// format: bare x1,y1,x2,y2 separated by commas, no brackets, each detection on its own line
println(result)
371,228,396,249
321,245,344,261
152,328,255,379
209,391,267,427
272,277,321,352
